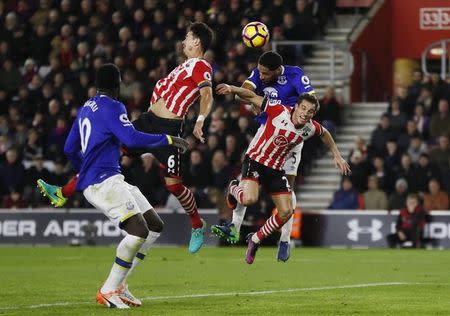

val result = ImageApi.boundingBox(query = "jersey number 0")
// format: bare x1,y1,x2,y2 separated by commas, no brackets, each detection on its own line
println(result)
79,118,92,153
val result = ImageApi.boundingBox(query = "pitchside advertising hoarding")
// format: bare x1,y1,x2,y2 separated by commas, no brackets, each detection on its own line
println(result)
1,209,450,248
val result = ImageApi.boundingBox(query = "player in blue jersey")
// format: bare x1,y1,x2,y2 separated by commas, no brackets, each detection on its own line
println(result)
64,64,188,309
211,51,316,262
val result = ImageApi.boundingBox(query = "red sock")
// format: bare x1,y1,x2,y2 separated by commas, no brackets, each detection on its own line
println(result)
166,183,203,229
230,184,244,204
256,213,286,241
62,175,78,198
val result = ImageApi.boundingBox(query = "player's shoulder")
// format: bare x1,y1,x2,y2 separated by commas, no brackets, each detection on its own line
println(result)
187,57,212,70
284,65,305,76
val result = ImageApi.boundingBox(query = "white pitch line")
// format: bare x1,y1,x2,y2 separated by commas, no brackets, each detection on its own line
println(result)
0,282,435,311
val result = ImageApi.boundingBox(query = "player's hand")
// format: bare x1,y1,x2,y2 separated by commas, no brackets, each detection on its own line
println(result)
216,83,232,95
334,155,351,176
170,136,189,154
193,120,205,143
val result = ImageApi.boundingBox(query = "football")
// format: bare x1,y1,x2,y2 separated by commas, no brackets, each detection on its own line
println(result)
242,21,270,48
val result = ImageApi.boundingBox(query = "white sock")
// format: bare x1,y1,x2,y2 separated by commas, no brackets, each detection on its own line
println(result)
232,203,247,232
123,231,160,283
101,234,145,293
280,192,296,243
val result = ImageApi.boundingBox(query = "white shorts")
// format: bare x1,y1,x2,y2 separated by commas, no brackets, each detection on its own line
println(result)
283,142,304,176
83,174,152,227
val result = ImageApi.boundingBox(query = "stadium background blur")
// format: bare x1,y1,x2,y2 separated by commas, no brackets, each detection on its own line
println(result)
0,0,449,229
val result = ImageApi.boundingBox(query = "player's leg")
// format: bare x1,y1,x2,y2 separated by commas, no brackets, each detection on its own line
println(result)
278,143,303,261
246,169,293,264
37,174,78,207
119,184,164,307
211,178,259,243
211,157,260,243
83,175,148,309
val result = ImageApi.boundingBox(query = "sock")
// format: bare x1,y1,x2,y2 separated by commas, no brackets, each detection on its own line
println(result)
232,203,247,232
280,192,296,242
101,234,145,293
166,183,202,229
62,175,78,198
252,213,287,244
230,183,244,204
123,231,160,283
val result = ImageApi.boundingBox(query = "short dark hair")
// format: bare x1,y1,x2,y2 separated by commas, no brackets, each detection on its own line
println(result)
95,63,121,91
297,93,320,112
258,51,283,70
189,22,214,52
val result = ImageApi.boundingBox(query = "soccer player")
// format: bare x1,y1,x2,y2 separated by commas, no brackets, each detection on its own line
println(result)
65,64,188,308
211,51,315,261
215,83,350,264
37,22,214,253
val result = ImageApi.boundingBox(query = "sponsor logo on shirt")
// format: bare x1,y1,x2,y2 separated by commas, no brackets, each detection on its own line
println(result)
273,135,288,147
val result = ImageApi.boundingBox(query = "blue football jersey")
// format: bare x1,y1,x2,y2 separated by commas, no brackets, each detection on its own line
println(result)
244,65,315,124
64,94,170,190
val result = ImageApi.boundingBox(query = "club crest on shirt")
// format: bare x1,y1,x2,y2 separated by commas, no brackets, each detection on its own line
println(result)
273,135,288,147
301,126,311,137
277,76,287,85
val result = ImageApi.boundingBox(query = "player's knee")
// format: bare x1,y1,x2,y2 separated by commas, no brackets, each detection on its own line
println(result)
243,194,258,205
278,209,293,222
148,217,164,233
165,182,184,196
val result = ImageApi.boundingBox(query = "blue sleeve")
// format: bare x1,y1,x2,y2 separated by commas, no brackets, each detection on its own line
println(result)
64,118,82,172
244,68,261,90
106,102,170,148
294,67,315,95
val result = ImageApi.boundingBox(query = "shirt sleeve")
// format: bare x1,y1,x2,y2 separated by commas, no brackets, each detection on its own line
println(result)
243,68,260,90
192,60,212,89
106,102,171,148
312,120,324,136
64,117,82,172
295,67,315,95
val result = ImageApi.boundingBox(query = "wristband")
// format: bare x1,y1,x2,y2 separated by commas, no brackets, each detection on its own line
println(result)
197,115,205,122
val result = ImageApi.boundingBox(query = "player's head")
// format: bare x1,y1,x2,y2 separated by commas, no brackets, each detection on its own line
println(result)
257,51,283,84
183,22,214,58
95,63,121,98
292,93,320,126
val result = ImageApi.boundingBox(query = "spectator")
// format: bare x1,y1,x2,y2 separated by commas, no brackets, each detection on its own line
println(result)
385,139,401,171
415,154,439,194
386,193,426,248
397,120,419,151
348,150,370,193
317,86,342,135
371,156,393,193
429,135,450,171
185,149,210,190
210,150,232,191
388,178,409,210
423,178,449,212
370,114,395,156
329,177,361,210
388,99,407,135
2,190,28,209
23,155,51,207
429,98,450,140
407,134,428,164
395,154,417,193
363,175,388,210
412,103,429,139
0,147,25,196
348,136,368,162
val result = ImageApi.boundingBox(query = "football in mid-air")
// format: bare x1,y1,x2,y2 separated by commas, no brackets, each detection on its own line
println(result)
242,21,269,48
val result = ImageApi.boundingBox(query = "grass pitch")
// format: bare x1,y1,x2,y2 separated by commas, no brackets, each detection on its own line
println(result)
0,247,449,315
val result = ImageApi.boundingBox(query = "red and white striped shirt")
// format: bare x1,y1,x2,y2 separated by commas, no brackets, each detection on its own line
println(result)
150,57,212,117
246,100,324,170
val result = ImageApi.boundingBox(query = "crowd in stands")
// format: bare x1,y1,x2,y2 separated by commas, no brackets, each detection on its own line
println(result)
329,71,450,211
0,0,334,214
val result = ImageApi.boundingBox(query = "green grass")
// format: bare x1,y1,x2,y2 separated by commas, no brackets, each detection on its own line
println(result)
0,247,449,315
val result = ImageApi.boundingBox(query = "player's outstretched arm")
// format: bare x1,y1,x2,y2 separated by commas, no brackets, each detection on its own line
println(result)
216,84,264,109
63,119,82,172
320,128,351,176
193,86,213,143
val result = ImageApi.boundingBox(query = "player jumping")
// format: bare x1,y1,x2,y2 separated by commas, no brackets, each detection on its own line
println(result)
215,83,350,264
211,51,315,262
65,64,188,308
37,22,214,254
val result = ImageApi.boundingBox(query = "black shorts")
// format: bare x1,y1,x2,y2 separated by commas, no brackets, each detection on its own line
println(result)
241,156,291,195
131,111,184,178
